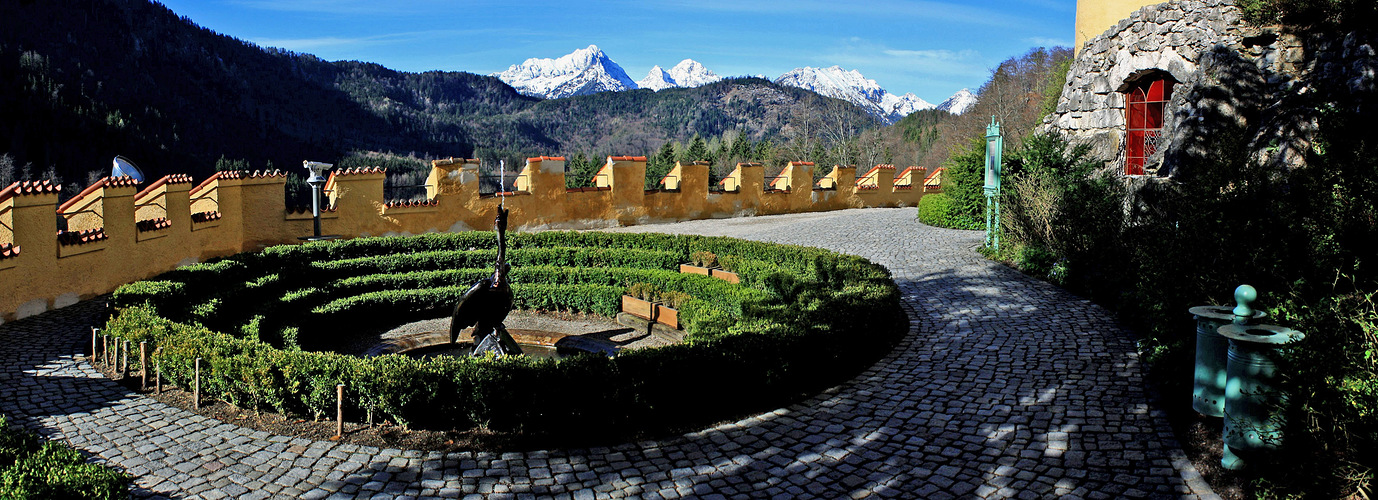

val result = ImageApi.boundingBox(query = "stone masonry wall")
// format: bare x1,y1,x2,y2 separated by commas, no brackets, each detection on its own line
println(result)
1046,0,1247,175
1049,0,1378,179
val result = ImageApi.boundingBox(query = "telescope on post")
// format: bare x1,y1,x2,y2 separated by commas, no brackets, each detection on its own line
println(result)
298,161,340,241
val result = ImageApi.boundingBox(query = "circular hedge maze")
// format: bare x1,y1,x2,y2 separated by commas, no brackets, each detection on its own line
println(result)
106,231,904,441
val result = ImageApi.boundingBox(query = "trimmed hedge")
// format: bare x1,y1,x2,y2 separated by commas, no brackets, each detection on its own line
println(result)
106,231,904,436
917,192,982,230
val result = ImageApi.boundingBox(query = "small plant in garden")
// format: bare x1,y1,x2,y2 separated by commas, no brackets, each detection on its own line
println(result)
717,255,738,272
626,282,660,301
658,291,692,309
690,250,717,268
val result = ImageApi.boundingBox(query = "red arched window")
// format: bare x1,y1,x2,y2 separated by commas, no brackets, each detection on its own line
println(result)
1124,77,1174,175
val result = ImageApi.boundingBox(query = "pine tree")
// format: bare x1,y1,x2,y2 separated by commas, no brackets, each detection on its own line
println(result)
645,142,676,189
681,134,709,163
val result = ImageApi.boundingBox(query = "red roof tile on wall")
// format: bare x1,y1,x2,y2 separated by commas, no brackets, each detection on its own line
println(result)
384,199,440,209
286,205,337,215
56,228,108,246
136,218,173,232
217,170,286,180
607,156,647,162
333,167,386,176
527,156,567,162
191,211,222,223
0,180,61,204
135,174,195,200
0,243,19,260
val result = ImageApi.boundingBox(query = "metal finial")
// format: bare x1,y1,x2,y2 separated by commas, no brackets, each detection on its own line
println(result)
1232,284,1257,324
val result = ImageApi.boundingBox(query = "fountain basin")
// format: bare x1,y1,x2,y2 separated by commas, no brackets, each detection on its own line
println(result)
363,328,619,359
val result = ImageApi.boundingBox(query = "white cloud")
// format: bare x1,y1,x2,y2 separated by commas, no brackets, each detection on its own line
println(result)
657,0,1033,29
227,0,466,15
821,39,988,80
250,29,480,53
1024,37,1072,48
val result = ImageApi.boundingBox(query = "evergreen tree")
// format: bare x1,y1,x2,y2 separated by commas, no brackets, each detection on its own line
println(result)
646,142,676,189
681,134,709,163
565,152,603,189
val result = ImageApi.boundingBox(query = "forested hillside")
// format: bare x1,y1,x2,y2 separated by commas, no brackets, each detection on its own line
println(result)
0,0,877,197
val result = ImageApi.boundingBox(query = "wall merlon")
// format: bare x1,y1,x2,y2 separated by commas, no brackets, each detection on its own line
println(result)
2,154,946,319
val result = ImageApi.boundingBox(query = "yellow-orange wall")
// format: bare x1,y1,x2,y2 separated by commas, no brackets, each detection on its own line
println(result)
0,158,943,322
1075,0,1164,54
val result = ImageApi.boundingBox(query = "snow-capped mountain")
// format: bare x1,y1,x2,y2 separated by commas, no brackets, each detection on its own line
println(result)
494,47,965,122
774,66,934,124
637,59,722,91
637,66,676,91
937,88,978,115
494,45,637,99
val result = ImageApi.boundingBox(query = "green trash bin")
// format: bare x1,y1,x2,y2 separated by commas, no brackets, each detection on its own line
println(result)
1218,323,1305,470
1190,286,1265,417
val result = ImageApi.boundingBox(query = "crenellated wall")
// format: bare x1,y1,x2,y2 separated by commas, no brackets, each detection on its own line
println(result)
0,156,943,322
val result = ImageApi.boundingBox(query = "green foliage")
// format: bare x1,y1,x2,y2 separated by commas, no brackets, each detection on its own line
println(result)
626,282,658,301
998,133,1116,286
680,134,710,163
938,137,989,228
646,142,677,189
1237,0,1378,29
689,250,717,268
0,416,129,500
993,93,1378,495
564,152,601,189
916,193,981,230
102,231,904,436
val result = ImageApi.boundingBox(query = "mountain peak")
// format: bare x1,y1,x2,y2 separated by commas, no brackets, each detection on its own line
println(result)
637,58,721,91
638,65,675,91
774,66,933,124
937,88,977,115
495,45,636,99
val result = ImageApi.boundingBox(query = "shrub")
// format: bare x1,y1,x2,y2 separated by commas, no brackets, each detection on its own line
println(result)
626,282,658,301
0,416,129,500
689,250,717,268
991,98,1378,494
917,193,980,229
104,231,905,437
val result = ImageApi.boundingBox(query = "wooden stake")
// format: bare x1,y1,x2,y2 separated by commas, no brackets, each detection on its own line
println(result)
194,358,202,410
120,340,129,378
91,328,99,363
335,384,345,440
139,342,148,390
155,360,162,394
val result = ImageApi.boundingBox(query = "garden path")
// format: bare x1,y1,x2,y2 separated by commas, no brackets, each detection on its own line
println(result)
0,207,1216,499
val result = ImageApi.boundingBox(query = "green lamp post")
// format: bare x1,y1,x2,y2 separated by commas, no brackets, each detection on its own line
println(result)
984,117,1003,251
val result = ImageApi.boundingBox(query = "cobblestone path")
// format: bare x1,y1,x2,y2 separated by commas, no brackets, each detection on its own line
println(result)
0,208,1215,499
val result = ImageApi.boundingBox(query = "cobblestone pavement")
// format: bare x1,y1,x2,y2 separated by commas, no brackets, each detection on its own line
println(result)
0,208,1215,499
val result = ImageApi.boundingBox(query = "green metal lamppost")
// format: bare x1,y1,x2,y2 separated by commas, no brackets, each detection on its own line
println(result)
984,117,1003,251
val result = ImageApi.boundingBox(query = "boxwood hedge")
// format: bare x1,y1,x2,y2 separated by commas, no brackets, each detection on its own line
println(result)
106,231,904,438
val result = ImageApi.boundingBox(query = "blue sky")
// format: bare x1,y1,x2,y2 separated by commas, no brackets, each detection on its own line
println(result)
156,0,1075,104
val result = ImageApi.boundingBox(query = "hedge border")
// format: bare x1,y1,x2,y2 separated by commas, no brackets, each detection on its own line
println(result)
106,231,905,438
